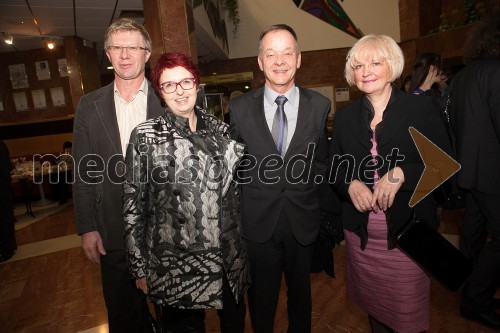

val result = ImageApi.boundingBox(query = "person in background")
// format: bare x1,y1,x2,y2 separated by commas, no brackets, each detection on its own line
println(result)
330,34,452,332
0,140,16,263
449,11,500,330
223,90,244,125
72,18,163,333
123,52,249,332
230,24,331,332
52,141,72,204
409,52,442,97
400,74,412,93
436,69,450,97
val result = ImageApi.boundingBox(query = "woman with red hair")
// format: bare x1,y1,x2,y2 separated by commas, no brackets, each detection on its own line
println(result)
123,53,249,332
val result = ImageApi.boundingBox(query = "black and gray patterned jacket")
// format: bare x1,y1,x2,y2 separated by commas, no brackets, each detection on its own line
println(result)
123,106,249,309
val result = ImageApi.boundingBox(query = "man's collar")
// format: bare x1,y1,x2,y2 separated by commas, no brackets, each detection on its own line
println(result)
113,77,148,97
264,84,298,105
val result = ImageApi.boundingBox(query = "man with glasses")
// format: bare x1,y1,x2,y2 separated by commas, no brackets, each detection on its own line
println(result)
72,18,163,333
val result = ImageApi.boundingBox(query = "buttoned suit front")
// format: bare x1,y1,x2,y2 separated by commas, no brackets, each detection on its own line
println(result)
230,86,330,332
72,80,164,332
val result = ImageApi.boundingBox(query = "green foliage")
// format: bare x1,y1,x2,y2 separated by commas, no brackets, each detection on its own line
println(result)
223,0,240,36
428,0,479,35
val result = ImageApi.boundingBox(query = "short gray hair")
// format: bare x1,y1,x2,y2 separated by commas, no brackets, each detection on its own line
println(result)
258,24,300,57
344,34,404,86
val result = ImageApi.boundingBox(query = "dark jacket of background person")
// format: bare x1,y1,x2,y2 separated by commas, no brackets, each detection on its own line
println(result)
330,87,453,249
0,140,17,259
123,106,250,308
230,86,330,246
448,12,500,328
449,53,500,194
72,81,163,250
0,141,12,192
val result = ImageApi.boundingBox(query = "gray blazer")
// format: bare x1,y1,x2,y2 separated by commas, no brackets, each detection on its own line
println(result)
230,86,330,246
72,80,164,250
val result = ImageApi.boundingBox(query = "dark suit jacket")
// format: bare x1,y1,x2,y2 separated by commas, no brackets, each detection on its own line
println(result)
449,54,500,195
230,86,330,246
72,80,164,250
330,87,453,249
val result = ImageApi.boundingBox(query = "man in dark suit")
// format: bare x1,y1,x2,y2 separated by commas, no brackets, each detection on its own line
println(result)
449,11,500,330
72,18,163,333
230,24,330,333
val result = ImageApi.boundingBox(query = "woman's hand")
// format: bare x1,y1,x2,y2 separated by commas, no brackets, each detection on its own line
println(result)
136,277,148,294
348,179,374,212
371,167,405,211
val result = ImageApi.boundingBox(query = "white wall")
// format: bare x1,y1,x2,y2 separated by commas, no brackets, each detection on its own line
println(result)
227,0,400,59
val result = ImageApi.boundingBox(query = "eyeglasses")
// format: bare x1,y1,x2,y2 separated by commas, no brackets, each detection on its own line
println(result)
106,45,149,54
159,78,196,94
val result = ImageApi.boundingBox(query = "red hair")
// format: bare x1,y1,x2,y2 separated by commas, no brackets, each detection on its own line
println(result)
150,53,200,97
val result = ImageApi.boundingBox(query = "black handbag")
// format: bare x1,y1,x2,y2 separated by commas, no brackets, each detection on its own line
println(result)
394,215,472,292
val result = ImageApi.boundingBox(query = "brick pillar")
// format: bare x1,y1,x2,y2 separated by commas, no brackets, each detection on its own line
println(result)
142,0,198,69
400,0,442,42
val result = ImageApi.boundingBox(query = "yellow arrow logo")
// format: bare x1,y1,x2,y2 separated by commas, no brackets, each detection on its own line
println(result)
408,127,461,207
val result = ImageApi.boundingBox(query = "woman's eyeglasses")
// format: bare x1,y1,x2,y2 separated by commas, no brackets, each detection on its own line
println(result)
159,78,196,94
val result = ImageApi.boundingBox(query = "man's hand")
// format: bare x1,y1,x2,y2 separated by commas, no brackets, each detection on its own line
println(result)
81,231,106,264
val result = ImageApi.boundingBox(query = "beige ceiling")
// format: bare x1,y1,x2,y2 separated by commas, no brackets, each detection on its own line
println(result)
0,0,222,73
0,0,401,73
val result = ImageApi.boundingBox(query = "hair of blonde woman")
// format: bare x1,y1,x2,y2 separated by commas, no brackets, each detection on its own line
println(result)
344,34,404,86
104,18,152,51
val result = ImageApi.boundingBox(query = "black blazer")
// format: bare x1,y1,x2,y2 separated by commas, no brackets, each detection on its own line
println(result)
72,80,164,250
330,88,453,249
449,54,500,195
230,86,330,246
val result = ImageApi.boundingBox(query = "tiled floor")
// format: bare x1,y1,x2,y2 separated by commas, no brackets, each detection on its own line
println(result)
1,202,498,333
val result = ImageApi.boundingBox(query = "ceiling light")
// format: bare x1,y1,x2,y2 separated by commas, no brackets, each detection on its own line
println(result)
4,33,13,44
47,40,55,49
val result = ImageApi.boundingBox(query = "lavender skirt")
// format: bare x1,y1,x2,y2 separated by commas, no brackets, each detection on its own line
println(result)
344,209,430,332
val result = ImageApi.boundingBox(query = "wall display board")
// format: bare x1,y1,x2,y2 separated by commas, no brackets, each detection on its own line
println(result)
13,92,28,111
50,87,66,107
32,89,47,109
9,64,29,89
58,58,68,77
306,84,336,117
36,61,51,80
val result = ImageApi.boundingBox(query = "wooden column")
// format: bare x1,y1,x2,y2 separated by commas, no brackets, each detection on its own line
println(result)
399,0,442,42
63,36,101,110
142,0,198,68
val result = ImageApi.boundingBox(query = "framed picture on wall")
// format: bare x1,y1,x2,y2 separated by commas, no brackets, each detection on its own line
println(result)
50,87,66,107
9,64,29,89
58,58,68,77
32,89,47,109
13,92,29,111
305,84,336,117
36,61,51,80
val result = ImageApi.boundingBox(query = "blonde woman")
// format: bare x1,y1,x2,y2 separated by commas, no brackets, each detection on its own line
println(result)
330,35,452,332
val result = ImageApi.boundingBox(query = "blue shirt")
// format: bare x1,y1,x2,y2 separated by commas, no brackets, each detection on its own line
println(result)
263,85,300,153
